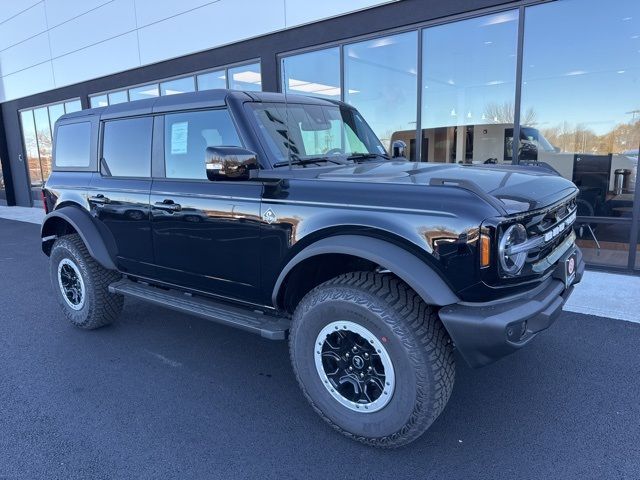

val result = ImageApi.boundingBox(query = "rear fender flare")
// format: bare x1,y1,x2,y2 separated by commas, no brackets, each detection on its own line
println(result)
272,235,459,308
41,206,117,270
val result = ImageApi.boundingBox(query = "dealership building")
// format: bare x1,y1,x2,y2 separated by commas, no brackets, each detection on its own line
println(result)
0,0,638,272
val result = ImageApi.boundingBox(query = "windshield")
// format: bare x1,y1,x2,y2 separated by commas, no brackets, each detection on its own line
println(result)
521,127,556,152
249,102,387,166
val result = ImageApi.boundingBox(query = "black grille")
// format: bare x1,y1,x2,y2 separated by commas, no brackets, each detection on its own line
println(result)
519,196,577,272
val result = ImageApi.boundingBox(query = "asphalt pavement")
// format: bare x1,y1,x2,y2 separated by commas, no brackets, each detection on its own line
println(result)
1,217,639,479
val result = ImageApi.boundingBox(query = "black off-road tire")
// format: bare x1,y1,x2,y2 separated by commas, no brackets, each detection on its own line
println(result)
289,271,455,448
49,234,123,329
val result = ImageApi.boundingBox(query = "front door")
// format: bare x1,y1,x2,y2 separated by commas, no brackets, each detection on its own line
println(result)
89,115,154,276
149,109,263,305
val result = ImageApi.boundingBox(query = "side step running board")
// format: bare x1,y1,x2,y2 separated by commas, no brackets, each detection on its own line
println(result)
108,279,289,340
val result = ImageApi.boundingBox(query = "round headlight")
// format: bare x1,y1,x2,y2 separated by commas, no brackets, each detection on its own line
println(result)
499,223,528,276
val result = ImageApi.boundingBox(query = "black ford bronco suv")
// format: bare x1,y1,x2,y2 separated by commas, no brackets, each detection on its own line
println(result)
41,90,584,447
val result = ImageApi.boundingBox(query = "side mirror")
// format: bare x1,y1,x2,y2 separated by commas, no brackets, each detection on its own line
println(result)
391,140,407,159
205,146,258,181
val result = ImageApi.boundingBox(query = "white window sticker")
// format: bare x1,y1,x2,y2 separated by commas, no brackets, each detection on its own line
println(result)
171,121,188,154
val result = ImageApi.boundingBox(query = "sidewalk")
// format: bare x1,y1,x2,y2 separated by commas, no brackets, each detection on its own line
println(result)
0,205,45,224
0,205,637,323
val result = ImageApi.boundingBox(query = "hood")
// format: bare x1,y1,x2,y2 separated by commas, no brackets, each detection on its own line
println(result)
311,161,578,215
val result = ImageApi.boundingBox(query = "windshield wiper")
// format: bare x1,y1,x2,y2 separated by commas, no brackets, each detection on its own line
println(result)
273,156,349,168
347,152,390,162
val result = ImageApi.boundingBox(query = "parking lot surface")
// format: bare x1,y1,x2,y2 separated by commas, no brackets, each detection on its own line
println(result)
1,218,639,479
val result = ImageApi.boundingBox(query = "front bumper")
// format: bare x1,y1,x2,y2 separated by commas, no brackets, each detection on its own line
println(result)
439,247,585,368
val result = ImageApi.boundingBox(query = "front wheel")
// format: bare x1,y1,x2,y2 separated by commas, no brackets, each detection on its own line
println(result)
49,234,123,329
289,272,455,448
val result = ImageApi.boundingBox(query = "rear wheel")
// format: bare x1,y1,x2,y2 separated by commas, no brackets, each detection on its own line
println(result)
49,234,123,329
289,272,455,448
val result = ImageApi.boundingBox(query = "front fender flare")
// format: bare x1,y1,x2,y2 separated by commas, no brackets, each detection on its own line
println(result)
41,206,117,270
272,235,459,308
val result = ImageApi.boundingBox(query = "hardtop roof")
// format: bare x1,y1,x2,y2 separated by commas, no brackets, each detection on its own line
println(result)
57,89,346,123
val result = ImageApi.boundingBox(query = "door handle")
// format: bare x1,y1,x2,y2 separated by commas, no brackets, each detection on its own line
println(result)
89,194,111,204
154,199,182,212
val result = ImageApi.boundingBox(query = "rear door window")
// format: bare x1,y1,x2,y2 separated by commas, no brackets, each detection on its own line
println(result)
102,117,153,177
55,122,91,167
164,109,241,180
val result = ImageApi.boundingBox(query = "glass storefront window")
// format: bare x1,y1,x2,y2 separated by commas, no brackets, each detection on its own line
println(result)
160,76,195,96
520,0,639,266
32,107,53,183
197,70,226,91
108,90,128,105
65,100,82,113
282,47,341,99
90,94,108,108
228,63,262,91
18,99,83,191
20,110,42,186
420,10,519,163
344,32,418,158
129,83,159,102
0,161,4,196
48,103,65,132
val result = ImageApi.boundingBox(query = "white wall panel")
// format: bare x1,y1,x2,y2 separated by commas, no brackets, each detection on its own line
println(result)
0,62,55,100
0,33,50,76
0,2,47,50
52,31,140,87
137,0,284,65
134,0,219,27
285,0,394,27
48,0,137,58
45,0,112,28
0,0,40,24
0,0,394,102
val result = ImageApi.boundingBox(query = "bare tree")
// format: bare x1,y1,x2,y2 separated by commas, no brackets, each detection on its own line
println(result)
483,102,537,125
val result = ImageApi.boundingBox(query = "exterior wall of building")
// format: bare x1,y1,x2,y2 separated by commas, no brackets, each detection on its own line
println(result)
1,0,511,208
0,0,637,272
0,0,395,103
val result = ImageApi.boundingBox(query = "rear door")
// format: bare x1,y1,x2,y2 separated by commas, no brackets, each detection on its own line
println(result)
88,115,154,276
149,108,263,304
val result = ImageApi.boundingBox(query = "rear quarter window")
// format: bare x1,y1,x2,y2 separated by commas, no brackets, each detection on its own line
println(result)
54,122,91,167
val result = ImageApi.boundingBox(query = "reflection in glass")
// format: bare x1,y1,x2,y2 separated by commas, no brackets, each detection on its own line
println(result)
520,0,639,265
344,32,418,158
48,103,65,132
197,70,226,91
33,107,53,182
164,110,241,179
103,117,153,177
129,84,159,102
249,102,385,164
90,95,108,108
228,63,261,91
161,76,195,96
20,110,42,186
108,90,128,105
282,48,341,99
65,100,82,113
420,11,518,163
55,122,91,168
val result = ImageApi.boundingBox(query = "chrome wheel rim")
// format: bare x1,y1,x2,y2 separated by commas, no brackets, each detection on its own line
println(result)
314,321,395,413
57,258,85,311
